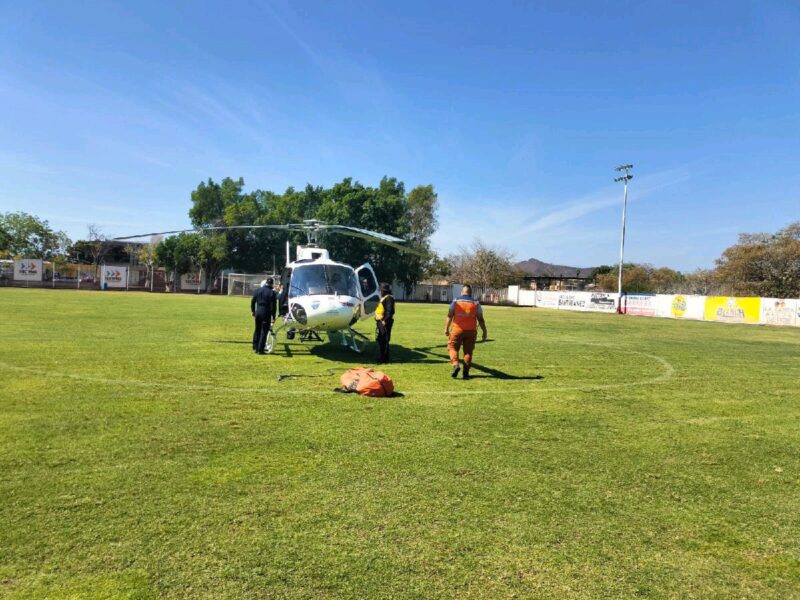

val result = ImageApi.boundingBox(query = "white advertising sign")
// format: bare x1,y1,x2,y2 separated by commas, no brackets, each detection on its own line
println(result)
624,294,657,316
760,298,798,327
534,291,560,309
656,294,705,320
181,272,205,290
14,259,43,281
102,266,128,288
585,292,618,312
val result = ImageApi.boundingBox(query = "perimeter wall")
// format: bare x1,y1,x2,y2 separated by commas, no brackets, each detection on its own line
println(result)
507,286,800,328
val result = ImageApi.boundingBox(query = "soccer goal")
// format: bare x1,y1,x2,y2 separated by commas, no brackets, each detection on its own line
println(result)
227,273,279,296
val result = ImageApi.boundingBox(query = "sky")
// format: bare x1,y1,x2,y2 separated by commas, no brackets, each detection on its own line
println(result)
1,0,798,271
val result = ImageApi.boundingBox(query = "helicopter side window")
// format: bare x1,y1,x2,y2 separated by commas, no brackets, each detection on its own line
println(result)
359,272,378,298
327,266,358,296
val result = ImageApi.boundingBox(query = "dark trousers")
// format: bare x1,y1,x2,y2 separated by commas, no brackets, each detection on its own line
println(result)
376,319,393,363
253,313,272,353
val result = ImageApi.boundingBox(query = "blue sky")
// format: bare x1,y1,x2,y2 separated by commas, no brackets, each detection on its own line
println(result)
1,0,798,270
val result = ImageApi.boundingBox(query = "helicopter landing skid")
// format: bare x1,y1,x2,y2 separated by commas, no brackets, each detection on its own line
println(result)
299,330,324,343
342,328,369,353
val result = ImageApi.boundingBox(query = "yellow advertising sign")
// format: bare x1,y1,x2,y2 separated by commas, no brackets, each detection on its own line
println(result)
671,295,687,318
703,296,761,324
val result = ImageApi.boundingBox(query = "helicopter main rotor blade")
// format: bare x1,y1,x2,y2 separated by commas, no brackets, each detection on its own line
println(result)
112,222,427,255
111,224,294,241
319,225,426,255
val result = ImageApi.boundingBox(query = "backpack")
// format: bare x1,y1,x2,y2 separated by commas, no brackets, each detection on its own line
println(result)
339,367,394,397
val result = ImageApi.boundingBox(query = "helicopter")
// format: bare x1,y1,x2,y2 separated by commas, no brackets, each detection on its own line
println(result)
113,220,422,353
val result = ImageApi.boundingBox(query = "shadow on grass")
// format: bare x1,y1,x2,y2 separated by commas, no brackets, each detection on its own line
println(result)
412,343,544,381
211,338,542,380
310,343,440,365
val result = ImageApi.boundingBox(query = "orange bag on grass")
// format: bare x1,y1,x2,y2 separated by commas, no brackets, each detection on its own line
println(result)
339,367,394,397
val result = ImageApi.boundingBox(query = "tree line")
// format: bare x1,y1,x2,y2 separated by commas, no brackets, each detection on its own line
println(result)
1,176,440,291
2,193,798,298
589,221,800,298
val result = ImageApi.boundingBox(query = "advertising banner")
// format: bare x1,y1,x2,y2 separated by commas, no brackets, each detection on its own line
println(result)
585,292,618,312
534,291,560,309
557,292,588,310
102,266,128,288
14,259,43,281
181,272,205,290
624,294,656,316
759,298,798,327
703,296,761,324
656,294,705,320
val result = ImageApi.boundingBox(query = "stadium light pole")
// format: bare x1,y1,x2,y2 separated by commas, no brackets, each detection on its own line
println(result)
614,164,633,314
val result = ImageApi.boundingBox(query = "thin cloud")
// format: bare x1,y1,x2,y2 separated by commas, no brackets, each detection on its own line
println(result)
512,167,691,237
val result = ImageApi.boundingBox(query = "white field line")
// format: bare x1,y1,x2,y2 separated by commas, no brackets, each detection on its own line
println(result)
0,345,674,396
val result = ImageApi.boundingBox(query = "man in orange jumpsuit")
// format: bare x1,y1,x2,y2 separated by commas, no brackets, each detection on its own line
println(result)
444,285,488,380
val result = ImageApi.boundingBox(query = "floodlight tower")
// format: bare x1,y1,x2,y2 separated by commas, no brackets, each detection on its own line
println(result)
614,164,633,314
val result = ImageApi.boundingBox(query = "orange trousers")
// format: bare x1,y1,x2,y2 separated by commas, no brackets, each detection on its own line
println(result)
448,329,477,366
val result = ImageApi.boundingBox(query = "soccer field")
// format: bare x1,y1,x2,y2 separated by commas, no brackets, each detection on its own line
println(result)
1,288,799,598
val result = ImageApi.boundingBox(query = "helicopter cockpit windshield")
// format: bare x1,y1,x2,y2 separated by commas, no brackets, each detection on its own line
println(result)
289,265,359,297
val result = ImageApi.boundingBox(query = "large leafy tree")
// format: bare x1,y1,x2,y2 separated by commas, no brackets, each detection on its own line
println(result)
0,211,71,259
315,177,409,283
593,264,684,293
394,184,439,293
176,175,440,287
715,222,800,298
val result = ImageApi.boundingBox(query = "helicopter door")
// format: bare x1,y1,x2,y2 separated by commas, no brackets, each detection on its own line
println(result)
355,263,380,319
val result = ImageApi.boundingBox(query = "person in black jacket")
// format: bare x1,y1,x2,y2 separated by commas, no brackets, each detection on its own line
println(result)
375,282,395,364
251,278,278,354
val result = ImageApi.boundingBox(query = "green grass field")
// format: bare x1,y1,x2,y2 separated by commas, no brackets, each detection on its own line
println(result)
1,288,799,599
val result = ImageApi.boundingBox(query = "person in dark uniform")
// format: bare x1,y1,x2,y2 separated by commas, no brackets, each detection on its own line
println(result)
251,278,277,354
375,282,395,364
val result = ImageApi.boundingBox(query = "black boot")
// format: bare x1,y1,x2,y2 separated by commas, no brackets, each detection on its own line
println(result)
451,364,460,378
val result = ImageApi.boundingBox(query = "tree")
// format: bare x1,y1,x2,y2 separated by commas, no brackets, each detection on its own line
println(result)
158,232,228,291
84,224,110,277
714,222,800,298
683,269,719,296
448,241,520,292
0,211,71,259
154,235,183,291
315,177,409,283
593,263,683,294
395,184,439,293
137,241,159,292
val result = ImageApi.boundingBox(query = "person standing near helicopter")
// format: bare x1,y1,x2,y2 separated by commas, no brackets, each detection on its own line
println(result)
375,282,395,363
251,278,277,354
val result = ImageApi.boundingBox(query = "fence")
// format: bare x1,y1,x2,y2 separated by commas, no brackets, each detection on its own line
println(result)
506,287,800,328
227,273,280,296
392,282,509,304
0,259,226,293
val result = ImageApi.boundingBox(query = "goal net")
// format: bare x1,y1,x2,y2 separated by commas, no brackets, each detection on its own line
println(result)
227,273,279,296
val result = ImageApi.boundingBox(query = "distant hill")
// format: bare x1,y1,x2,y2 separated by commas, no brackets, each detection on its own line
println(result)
515,258,599,279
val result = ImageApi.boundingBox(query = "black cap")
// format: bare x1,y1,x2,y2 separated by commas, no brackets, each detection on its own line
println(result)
380,282,391,293
266,277,274,286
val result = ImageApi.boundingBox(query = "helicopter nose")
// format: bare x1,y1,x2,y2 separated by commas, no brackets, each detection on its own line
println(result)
302,297,357,330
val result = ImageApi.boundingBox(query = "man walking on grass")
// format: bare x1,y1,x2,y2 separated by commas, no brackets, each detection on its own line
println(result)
444,285,488,380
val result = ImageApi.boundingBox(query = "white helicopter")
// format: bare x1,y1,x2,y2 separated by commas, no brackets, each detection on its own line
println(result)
114,220,421,353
